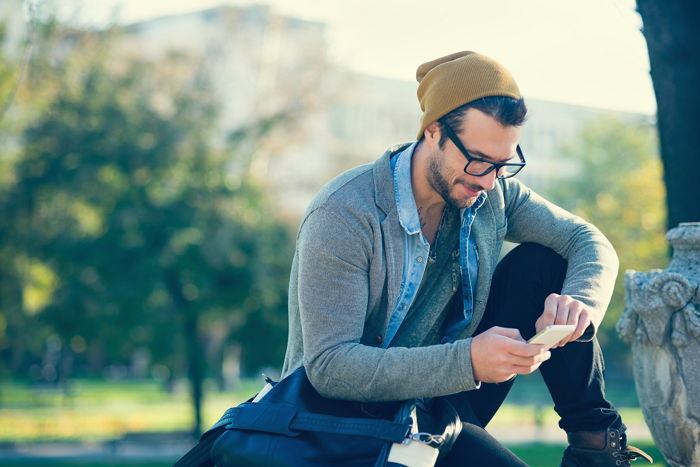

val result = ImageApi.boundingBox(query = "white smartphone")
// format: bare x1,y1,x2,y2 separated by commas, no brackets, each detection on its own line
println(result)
528,324,576,347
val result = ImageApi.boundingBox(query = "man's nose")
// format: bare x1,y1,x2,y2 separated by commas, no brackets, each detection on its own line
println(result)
478,169,498,191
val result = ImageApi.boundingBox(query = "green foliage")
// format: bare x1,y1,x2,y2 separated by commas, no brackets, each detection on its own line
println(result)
0,22,16,112
546,116,668,375
0,26,293,389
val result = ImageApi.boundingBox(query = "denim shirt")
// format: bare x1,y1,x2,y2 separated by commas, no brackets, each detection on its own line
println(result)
385,142,486,348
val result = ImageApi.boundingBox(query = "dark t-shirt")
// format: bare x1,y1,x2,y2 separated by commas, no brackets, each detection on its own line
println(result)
391,206,462,347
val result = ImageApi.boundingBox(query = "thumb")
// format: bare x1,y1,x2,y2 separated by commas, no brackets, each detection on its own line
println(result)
488,326,525,342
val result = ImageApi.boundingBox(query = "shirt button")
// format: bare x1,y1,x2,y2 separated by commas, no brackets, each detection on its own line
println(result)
375,335,383,344
416,256,423,263
401,304,407,310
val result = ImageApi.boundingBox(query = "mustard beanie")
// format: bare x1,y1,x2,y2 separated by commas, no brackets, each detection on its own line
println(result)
416,51,521,139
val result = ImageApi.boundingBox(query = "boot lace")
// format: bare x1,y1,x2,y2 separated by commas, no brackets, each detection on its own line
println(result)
612,449,646,466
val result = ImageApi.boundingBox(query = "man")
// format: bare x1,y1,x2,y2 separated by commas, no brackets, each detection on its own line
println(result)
281,51,652,466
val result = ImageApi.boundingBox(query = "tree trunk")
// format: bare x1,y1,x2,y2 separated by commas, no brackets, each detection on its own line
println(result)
636,0,700,230
183,307,204,438
165,269,204,438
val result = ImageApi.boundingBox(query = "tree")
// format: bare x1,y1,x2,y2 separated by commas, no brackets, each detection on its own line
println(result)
1,36,293,436
546,116,668,376
636,0,700,229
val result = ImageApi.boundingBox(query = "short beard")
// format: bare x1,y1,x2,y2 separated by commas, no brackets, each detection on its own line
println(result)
427,152,480,209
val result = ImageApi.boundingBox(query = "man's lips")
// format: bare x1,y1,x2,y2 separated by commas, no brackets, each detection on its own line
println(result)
460,184,481,197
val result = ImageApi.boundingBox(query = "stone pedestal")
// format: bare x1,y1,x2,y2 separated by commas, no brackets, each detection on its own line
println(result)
617,222,700,467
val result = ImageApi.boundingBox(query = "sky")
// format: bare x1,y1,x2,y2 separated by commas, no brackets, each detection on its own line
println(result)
53,0,656,115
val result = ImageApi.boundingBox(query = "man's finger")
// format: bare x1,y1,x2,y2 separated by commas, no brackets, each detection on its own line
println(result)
489,326,524,342
553,295,572,325
566,305,581,327
554,306,580,346
512,362,544,375
555,305,590,347
506,340,549,357
538,293,560,330
509,351,551,367
569,310,591,342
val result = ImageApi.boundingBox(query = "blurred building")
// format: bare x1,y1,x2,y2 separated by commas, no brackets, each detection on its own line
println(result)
0,0,28,61
116,5,335,220
120,5,326,131
117,5,651,219
324,74,651,189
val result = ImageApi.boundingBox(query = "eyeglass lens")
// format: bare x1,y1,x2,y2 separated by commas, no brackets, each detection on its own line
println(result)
465,160,522,178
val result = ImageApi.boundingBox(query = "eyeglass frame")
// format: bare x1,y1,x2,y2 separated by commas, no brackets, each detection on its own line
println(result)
438,118,526,179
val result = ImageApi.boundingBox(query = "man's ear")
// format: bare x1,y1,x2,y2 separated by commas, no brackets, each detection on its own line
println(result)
424,121,441,143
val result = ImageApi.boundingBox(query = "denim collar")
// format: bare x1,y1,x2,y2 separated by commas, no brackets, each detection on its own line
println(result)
392,142,422,235
463,188,488,216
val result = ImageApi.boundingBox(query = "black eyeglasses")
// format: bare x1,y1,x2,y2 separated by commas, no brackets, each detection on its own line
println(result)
439,120,526,179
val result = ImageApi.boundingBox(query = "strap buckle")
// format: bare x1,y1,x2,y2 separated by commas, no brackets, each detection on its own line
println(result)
407,432,445,448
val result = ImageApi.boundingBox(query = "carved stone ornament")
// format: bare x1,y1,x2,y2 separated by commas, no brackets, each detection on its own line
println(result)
617,222,700,466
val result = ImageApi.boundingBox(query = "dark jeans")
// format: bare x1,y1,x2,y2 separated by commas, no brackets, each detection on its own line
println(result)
430,243,620,466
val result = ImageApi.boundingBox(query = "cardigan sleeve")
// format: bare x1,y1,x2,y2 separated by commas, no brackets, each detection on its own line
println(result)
295,205,480,401
500,178,619,336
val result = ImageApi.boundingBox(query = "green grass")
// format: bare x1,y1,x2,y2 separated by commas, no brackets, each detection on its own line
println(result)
1,376,649,443
510,441,666,467
489,401,647,427
0,443,668,466
0,462,174,466
0,377,669,466
0,378,261,442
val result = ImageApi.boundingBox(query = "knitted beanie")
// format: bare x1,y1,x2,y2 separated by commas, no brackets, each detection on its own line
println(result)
416,51,521,139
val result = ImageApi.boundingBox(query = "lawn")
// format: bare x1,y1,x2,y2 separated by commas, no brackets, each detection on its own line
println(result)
0,376,668,465
0,442,668,466
0,376,648,443
0,378,261,442
510,441,665,466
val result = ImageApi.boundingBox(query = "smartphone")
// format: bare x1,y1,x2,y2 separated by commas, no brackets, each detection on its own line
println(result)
528,324,576,347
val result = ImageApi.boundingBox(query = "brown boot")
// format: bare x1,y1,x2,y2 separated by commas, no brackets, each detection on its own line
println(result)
560,423,653,466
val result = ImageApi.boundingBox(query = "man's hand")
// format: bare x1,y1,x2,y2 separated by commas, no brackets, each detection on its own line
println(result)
535,293,591,348
470,326,551,383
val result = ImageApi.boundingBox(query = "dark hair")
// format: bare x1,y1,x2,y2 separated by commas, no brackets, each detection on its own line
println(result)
437,96,527,148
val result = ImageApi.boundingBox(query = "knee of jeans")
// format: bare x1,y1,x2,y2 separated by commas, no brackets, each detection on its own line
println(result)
498,243,567,288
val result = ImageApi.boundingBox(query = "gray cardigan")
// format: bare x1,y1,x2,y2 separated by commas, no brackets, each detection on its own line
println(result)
281,144,618,402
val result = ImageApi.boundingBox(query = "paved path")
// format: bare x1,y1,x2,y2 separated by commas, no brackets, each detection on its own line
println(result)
0,437,189,463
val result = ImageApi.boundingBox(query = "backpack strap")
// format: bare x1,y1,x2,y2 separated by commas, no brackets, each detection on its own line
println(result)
226,403,412,442
172,424,225,467
172,402,412,466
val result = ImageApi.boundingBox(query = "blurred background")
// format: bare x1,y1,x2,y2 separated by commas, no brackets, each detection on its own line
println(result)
0,0,673,465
